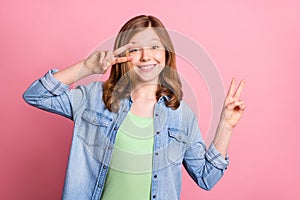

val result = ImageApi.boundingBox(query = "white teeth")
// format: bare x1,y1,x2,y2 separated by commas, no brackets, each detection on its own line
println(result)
139,64,155,70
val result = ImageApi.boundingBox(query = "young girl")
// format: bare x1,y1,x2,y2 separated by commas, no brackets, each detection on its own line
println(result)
23,15,245,200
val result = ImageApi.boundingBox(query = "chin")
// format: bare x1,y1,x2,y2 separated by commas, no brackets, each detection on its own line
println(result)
133,66,163,84
136,75,159,84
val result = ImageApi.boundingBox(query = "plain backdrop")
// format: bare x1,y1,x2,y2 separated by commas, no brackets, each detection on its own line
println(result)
1,0,299,199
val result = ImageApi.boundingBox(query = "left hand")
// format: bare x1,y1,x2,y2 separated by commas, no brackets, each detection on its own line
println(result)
220,78,246,128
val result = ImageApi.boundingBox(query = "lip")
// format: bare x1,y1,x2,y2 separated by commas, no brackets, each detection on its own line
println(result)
137,64,157,72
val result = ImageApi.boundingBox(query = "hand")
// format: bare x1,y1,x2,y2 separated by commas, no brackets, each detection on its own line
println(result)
83,43,133,74
220,78,246,129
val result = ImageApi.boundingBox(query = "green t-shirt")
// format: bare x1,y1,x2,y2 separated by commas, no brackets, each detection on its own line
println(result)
101,111,154,200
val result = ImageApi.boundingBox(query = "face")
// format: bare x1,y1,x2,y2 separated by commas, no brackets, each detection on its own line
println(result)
127,27,166,84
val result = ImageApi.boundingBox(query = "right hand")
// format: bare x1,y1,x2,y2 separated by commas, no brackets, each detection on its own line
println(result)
83,43,133,74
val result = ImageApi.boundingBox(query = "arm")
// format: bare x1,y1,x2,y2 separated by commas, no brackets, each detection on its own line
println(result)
52,59,93,85
23,44,133,118
212,78,246,158
23,69,75,119
183,113,229,191
183,78,246,190
53,42,133,85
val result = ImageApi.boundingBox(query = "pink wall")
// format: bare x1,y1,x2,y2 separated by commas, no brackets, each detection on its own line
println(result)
1,0,299,199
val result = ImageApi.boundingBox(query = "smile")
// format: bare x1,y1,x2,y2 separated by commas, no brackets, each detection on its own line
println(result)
137,64,156,72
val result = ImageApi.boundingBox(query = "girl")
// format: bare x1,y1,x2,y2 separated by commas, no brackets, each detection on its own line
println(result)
23,15,245,200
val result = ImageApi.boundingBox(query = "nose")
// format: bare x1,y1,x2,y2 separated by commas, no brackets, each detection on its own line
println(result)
139,47,152,62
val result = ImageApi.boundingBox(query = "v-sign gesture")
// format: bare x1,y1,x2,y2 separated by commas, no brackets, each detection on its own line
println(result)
221,78,246,128
212,78,246,158
84,43,133,74
53,43,133,85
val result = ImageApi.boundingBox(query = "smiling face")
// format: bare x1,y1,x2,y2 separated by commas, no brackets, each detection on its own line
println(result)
104,15,182,112
128,27,166,84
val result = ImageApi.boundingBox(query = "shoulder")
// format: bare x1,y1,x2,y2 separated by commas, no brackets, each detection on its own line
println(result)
161,99,196,117
72,81,104,97
77,81,103,91
70,81,106,111
177,100,196,118
162,100,197,127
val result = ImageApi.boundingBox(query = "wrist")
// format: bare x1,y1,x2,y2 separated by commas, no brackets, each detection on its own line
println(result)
218,120,234,133
81,60,95,76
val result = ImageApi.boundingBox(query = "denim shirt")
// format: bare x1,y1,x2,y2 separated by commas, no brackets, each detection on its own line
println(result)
23,69,229,200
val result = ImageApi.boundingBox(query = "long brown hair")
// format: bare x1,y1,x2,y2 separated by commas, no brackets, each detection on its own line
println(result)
103,15,183,112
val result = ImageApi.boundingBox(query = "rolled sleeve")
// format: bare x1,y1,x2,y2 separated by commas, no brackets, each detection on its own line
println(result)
40,69,69,95
23,69,74,119
205,143,229,170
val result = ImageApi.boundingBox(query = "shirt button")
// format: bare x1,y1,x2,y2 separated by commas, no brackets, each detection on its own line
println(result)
108,146,113,150
113,127,118,130
156,131,160,135
178,136,182,140
153,195,156,198
103,165,107,169
155,113,158,116
154,175,157,178
98,184,102,188
155,152,159,156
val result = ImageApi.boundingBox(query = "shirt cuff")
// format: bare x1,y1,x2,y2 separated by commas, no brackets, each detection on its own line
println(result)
205,143,229,170
40,69,69,95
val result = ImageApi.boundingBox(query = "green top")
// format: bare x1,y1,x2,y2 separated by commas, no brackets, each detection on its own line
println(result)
101,111,154,200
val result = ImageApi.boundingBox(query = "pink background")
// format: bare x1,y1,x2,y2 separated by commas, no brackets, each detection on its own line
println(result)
1,0,300,199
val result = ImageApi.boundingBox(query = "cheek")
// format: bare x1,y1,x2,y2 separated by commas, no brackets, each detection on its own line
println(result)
129,56,140,65
154,52,166,64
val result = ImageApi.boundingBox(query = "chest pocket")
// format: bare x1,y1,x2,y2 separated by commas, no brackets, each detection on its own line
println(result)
167,128,188,165
77,109,113,147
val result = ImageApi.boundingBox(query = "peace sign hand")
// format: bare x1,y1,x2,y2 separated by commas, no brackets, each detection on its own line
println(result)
83,43,133,74
220,78,246,129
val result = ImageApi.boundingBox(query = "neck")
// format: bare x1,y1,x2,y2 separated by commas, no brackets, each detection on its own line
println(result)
131,82,158,101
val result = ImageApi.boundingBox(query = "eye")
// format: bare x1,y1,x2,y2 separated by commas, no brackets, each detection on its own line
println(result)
151,45,160,50
150,44,165,51
129,48,141,53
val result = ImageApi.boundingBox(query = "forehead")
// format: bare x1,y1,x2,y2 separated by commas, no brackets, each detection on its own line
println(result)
129,27,161,45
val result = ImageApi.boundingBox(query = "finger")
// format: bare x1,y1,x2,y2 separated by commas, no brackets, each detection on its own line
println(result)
113,43,133,56
239,104,246,111
107,51,114,61
234,80,245,99
105,61,111,67
227,77,236,98
99,51,105,64
227,100,245,110
102,51,114,66
112,56,133,64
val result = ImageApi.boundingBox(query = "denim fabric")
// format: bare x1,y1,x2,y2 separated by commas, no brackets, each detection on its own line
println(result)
23,69,229,200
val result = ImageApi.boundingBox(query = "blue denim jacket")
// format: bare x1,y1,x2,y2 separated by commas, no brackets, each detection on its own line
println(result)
23,70,229,200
